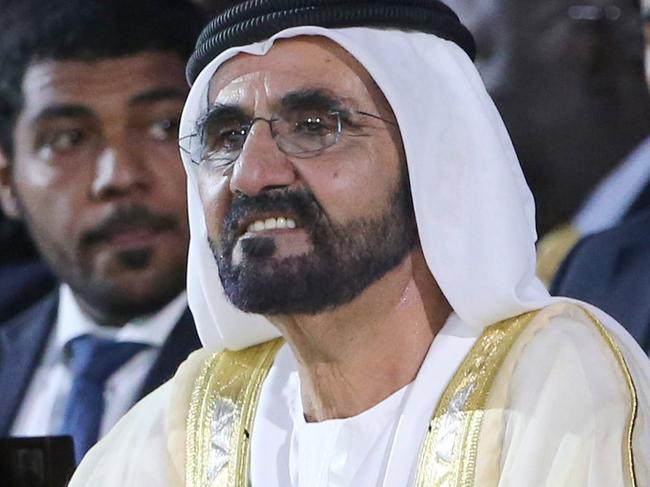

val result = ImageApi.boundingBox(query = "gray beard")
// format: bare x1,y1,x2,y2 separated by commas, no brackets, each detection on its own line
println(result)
211,168,418,315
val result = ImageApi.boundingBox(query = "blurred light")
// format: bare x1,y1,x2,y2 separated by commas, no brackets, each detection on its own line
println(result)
568,5,622,21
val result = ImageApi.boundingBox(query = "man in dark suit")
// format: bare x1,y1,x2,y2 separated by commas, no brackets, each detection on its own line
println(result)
445,0,650,287
551,0,650,354
552,209,650,353
444,0,650,237
0,0,205,462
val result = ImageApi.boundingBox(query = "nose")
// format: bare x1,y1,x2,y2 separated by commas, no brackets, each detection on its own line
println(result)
90,137,148,200
229,121,297,197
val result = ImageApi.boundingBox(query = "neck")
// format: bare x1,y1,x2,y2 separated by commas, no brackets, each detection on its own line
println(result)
270,248,451,422
74,298,132,327
72,292,156,328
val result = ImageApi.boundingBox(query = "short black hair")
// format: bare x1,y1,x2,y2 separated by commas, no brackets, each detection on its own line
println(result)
0,0,207,156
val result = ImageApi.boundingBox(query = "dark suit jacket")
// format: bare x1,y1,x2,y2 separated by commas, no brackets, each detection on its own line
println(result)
0,291,201,436
552,209,650,353
0,261,56,324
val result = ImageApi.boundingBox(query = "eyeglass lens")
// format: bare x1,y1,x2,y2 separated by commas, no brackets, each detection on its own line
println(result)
189,108,342,165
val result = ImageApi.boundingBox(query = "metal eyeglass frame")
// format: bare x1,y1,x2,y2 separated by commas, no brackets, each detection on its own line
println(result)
179,109,397,166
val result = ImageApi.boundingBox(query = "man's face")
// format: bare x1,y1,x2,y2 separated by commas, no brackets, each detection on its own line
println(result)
197,37,418,315
0,52,190,321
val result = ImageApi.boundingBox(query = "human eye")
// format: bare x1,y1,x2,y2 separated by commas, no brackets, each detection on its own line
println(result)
218,126,248,151
282,109,339,137
290,110,339,136
38,128,86,153
148,118,180,141
201,117,248,155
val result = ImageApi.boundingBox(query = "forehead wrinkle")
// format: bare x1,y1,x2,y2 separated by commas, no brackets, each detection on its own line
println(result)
209,71,269,116
206,37,394,123
209,77,369,120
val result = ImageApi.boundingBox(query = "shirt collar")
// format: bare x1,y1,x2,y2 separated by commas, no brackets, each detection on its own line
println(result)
54,284,187,354
573,135,650,235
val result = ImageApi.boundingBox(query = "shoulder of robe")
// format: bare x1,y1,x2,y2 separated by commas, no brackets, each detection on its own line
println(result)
69,380,174,486
165,347,218,484
69,348,216,487
168,347,219,419
484,302,643,485
510,301,636,408
521,302,630,363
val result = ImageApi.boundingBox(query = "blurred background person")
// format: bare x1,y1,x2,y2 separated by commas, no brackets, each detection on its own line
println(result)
446,0,650,284
0,0,231,325
553,208,650,353
552,0,650,354
0,0,205,463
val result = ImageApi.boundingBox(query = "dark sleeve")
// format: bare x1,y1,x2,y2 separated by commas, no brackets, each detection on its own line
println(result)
550,218,650,354
550,235,600,298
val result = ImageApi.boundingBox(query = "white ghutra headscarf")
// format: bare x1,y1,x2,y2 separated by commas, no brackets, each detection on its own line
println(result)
179,26,552,351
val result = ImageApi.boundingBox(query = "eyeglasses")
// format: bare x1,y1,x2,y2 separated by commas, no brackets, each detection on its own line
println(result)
180,108,396,167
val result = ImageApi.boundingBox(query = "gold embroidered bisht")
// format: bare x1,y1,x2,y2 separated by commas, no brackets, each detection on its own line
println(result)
180,303,644,487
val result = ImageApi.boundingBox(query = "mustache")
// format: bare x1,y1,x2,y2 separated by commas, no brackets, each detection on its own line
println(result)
223,189,324,240
81,205,177,246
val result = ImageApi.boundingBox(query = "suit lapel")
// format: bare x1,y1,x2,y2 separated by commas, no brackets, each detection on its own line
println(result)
0,293,58,435
137,307,200,399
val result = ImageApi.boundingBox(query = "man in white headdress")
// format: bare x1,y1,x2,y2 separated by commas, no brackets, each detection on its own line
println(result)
71,1,650,485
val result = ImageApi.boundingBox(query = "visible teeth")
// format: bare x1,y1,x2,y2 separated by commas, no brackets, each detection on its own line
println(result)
246,217,298,233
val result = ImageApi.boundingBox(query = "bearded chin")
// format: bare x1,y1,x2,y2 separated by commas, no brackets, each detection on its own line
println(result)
211,172,418,316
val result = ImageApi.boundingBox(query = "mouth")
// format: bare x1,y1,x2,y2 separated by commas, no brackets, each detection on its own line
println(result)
230,213,313,263
238,214,301,237
106,226,167,249
83,216,176,250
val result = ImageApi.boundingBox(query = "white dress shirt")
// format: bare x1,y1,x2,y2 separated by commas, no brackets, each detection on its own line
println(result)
11,284,187,438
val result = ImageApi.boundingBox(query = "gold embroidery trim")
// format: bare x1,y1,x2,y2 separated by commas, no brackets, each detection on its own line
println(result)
414,311,537,487
186,350,218,487
415,306,639,487
186,307,638,487
186,339,284,487
536,223,580,287
581,308,638,487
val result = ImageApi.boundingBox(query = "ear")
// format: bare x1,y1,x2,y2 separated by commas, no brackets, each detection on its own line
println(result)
0,149,22,219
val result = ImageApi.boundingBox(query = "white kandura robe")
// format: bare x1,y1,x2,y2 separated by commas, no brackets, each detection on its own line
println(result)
251,313,475,487
70,307,649,486
69,313,474,486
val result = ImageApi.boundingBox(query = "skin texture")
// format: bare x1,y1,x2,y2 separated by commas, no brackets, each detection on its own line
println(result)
0,52,190,326
446,0,650,234
199,37,452,421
